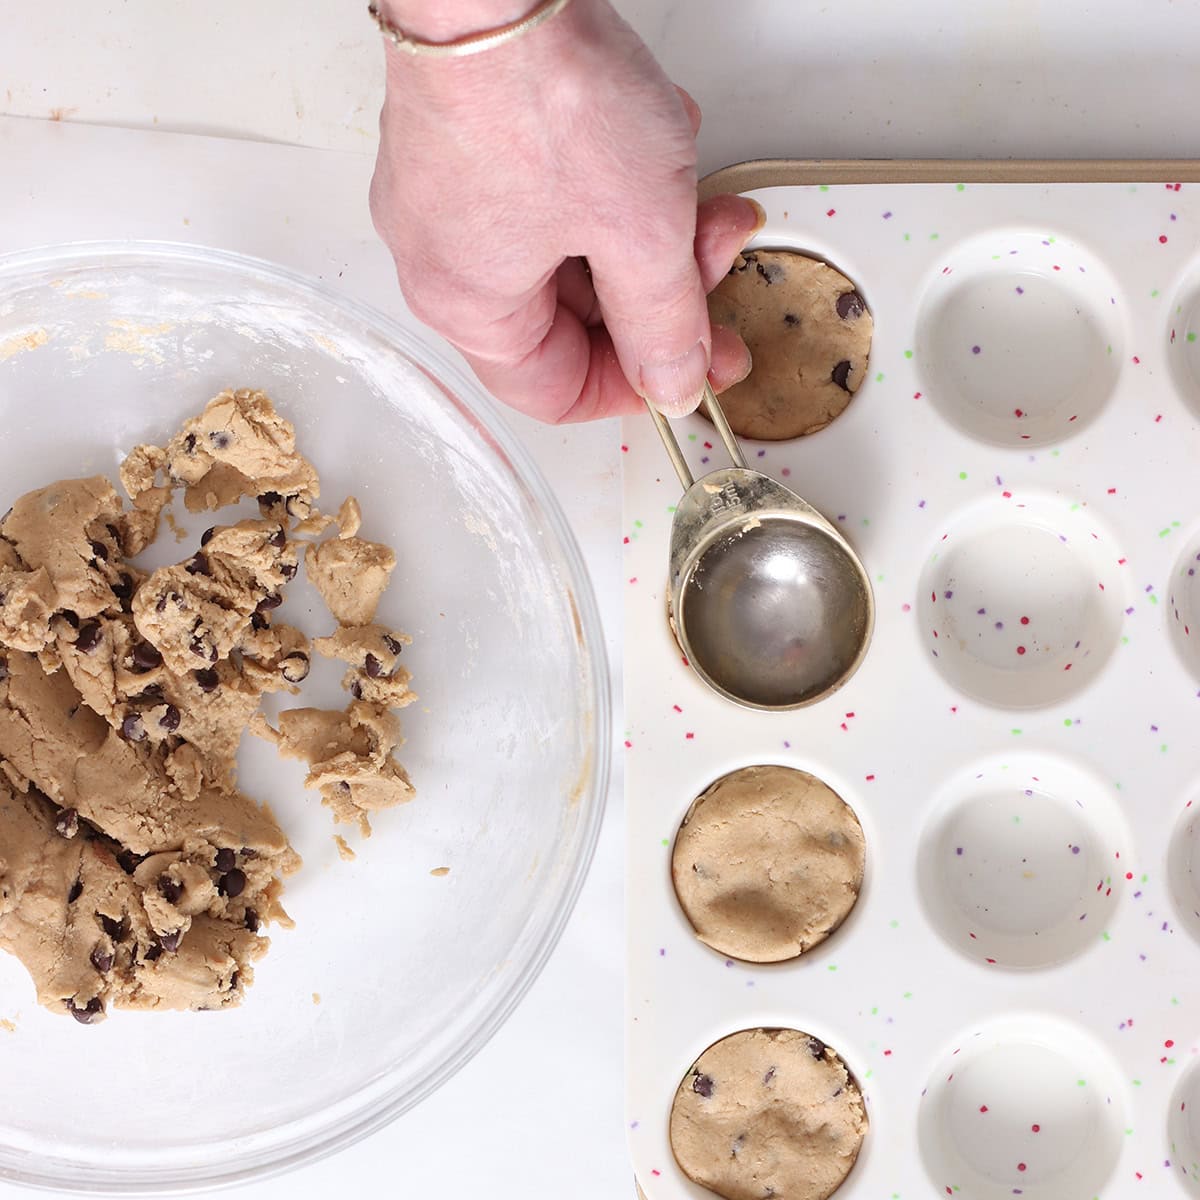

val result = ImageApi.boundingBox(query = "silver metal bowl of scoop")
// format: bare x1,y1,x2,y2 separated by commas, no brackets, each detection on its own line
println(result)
648,383,874,711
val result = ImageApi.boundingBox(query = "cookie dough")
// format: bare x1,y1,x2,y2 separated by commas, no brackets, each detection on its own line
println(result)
670,1028,868,1200
706,251,873,441
252,701,414,836
0,388,418,1022
306,535,397,627
671,765,865,963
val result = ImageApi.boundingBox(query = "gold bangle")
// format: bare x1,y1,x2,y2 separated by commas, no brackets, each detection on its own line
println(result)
368,0,574,59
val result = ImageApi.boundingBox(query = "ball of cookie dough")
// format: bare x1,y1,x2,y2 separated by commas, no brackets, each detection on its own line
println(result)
706,250,873,441
671,764,865,963
670,1027,868,1200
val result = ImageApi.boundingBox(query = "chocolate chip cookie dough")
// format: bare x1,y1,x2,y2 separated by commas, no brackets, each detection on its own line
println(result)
706,250,874,441
671,765,865,963
670,1028,868,1200
0,388,417,1022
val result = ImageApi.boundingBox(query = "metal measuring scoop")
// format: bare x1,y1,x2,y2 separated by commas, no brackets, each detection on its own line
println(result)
647,383,874,711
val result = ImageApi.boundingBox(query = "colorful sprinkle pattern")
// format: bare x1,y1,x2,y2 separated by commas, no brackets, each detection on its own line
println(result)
622,179,1200,1200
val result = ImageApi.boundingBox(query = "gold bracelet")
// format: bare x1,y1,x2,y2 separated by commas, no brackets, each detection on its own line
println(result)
368,0,574,58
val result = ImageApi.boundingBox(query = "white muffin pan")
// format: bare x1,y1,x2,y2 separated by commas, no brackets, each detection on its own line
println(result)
624,164,1200,1200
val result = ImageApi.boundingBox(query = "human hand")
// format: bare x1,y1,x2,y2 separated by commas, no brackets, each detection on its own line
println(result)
369,0,762,424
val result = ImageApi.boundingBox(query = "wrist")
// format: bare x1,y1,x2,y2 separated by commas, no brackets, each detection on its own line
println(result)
373,0,539,42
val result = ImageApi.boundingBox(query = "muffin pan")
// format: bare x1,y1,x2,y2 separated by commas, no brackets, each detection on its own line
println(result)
625,161,1200,1199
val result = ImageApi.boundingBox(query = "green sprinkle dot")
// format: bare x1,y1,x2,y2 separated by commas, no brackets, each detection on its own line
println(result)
1064,718,1073,727
1011,728,1022,736
1121,635,1130,645
1052,449,1061,457
1048,236,1057,243
958,471,968,480
904,349,914,359
930,232,940,240
687,432,697,441
864,1069,873,1080
1107,344,1113,354
828,964,838,972
634,520,643,529
871,1006,879,1015
876,372,885,383
1102,931,1112,941
903,991,913,999
1134,1079,1143,1087
1150,593,1159,605
1162,744,1169,753
1160,528,1173,538
956,183,966,192
890,920,900,929
903,233,911,241
1078,1079,1087,1087
666,505,676,514
1152,289,1161,298
1012,814,1021,824
1142,874,1149,883
1173,996,1181,1005
875,573,884,582
1126,1128,1134,1136
661,838,669,847
1189,332,1198,344
819,184,830,192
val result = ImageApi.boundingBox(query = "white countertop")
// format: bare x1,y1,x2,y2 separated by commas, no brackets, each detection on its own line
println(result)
0,2,1195,1195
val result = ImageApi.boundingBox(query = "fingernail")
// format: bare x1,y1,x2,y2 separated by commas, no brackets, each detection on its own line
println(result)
744,197,767,238
640,340,710,417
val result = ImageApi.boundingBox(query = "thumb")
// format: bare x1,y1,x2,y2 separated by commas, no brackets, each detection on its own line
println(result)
586,202,711,418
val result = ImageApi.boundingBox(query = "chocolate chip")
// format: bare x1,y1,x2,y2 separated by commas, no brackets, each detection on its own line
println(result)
183,433,197,455
228,970,240,990
256,593,283,612
280,563,297,581
89,540,109,562
692,1073,715,1098
156,594,168,613
807,1036,827,1060
131,641,163,672
243,908,260,933
338,781,351,794
143,941,162,962
831,360,852,391
159,704,181,733
75,621,103,653
268,528,287,550
279,652,309,684
130,683,164,704
214,848,236,873
364,653,383,678
116,848,143,875
0,657,8,684
106,523,122,544
158,875,184,905
250,611,269,632
832,1086,843,1098
209,431,231,451
99,914,129,941
60,609,80,629
90,946,114,973
836,290,865,320
285,495,304,516
55,808,79,839
218,868,246,898
194,667,219,693
783,313,800,326
186,552,210,577
241,848,259,859
383,635,403,656
350,680,364,700
159,929,182,953
121,713,146,743
189,636,216,662
111,574,135,608
67,879,83,903
200,527,217,547
257,491,282,509
67,997,104,1024
763,1067,776,1086
754,259,772,284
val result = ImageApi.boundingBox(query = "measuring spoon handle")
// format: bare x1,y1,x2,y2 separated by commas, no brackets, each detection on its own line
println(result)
644,381,747,496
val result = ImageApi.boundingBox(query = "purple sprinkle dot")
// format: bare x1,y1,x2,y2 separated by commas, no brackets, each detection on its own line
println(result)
837,514,847,522
977,607,987,615
918,499,927,508
944,590,954,600
956,847,964,856
1071,845,1081,854
630,1121,640,1130
1015,286,1025,295
883,211,893,219
700,456,710,464
1074,640,1081,649
659,948,666,957
972,345,982,355
1134,891,1143,899
756,449,766,458
783,740,791,748
1172,213,1178,221
1126,606,1135,615
995,621,1005,630
1024,789,1033,796
995,475,1003,485
1146,584,1154,593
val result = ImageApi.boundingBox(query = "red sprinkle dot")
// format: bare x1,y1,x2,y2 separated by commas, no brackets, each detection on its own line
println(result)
1167,1039,1176,1048
1160,235,1169,244
1126,872,1133,880
620,444,629,453
1020,616,1030,625
827,208,836,217
865,773,876,781
1018,1163,1027,1173
1032,1124,1040,1133
1016,646,1027,656
685,732,695,740
672,704,682,713
980,1105,989,1113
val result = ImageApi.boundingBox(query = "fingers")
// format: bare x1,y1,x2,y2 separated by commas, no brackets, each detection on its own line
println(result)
694,193,765,291
674,85,702,136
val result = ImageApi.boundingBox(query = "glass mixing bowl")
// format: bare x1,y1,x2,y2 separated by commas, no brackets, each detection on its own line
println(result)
0,243,610,1192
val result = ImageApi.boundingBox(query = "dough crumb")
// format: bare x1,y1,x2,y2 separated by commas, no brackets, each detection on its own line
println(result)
0,1018,15,1033
312,992,321,1005
334,835,356,861
430,867,450,878
305,536,396,627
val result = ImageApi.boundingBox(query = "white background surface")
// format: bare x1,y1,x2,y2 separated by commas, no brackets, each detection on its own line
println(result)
0,0,1195,1195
